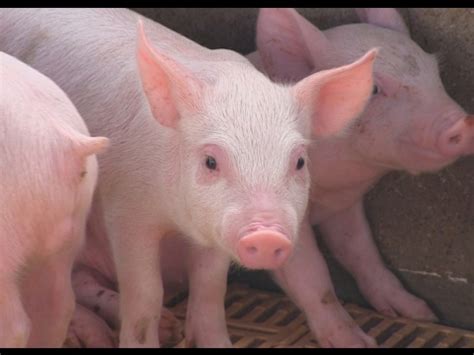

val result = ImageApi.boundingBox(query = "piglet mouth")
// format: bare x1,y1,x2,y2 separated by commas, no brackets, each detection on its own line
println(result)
236,223,293,270
397,135,459,173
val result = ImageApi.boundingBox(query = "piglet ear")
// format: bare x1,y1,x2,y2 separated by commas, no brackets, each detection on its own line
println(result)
256,8,330,82
136,19,204,129
355,8,410,36
293,48,378,137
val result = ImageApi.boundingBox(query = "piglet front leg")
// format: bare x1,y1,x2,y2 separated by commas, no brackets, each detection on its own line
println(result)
271,220,376,348
0,278,30,347
185,245,232,348
107,219,164,348
71,266,184,347
318,200,438,322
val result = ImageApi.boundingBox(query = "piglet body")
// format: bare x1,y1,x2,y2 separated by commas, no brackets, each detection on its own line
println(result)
1,8,377,347
251,7,474,346
0,52,107,347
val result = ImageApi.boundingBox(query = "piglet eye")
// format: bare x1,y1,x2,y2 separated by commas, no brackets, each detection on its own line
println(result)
205,156,217,170
372,84,380,95
296,157,305,170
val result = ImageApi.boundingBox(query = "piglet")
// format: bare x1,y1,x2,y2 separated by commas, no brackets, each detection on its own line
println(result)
249,7,474,345
0,8,376,347
0,52,108,347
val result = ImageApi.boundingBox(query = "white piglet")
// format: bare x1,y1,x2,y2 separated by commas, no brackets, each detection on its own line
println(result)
0,52,108,347
1,8,377,347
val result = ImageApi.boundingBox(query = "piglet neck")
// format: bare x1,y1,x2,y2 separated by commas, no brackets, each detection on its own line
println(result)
310,137,388,190
154,129,188,229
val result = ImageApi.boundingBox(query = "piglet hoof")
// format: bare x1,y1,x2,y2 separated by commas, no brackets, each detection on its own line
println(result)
312,305,377,348
184,328,233,348
318,325,377,348
63,330,81,348
159,307,184,347
358,271,438,323
377,293,438,323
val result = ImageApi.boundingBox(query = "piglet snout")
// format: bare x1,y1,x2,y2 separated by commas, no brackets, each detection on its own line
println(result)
437,115,474,157
237,230,292,270
466,114,474,126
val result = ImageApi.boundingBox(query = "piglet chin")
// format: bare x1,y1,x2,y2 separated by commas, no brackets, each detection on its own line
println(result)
237,230,292,270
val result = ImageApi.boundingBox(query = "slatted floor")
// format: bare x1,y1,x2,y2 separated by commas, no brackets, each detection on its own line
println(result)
164,282,474,348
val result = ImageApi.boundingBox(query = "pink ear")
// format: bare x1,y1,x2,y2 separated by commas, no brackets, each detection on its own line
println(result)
256,8,330,82
355,8,410,36
136,19,203,129
293,48,378,137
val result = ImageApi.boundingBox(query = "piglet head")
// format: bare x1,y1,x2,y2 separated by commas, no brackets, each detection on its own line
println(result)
351,9,474,173
254,8,474,174
136,19,376,270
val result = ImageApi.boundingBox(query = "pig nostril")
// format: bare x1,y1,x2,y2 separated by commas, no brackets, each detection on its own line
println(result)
246,246,258,255
274,248,283,258
466,115,474,126
448,134,462,144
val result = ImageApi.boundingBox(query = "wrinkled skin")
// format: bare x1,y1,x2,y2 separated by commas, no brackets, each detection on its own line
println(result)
0,52,107,348
246,7,474,347
1,8,377,348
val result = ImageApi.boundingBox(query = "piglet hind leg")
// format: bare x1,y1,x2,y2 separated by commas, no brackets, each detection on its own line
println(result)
21,248,77,347
63,303,117,348
0,277,31,347
72,266,121,330
185,246,232,348
318,201,438,322
271,220,376,348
